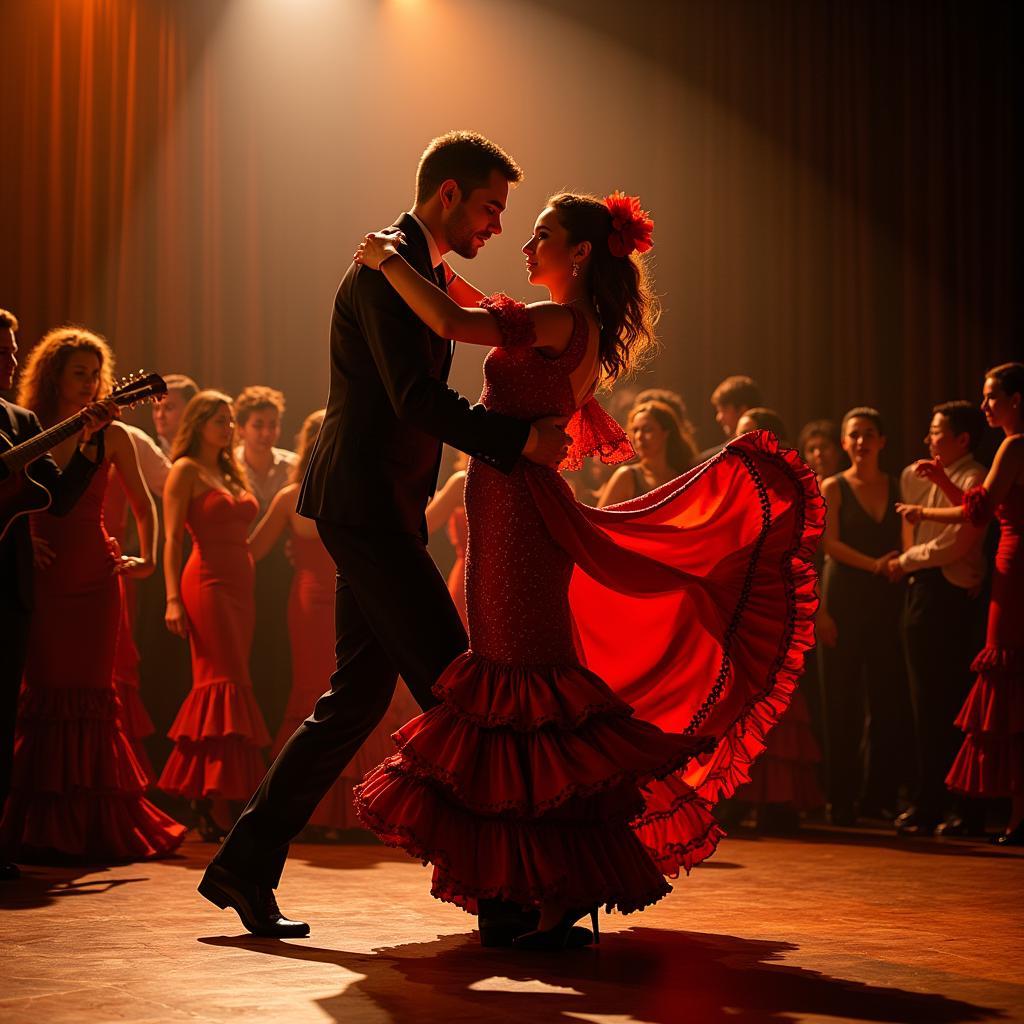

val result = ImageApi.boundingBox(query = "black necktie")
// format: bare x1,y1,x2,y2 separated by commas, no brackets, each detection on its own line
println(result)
434,264,448,292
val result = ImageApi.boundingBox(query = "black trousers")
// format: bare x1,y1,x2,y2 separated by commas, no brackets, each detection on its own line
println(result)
819,588,912,815
0,600,30,818
903,570,987,820
213,523,468,887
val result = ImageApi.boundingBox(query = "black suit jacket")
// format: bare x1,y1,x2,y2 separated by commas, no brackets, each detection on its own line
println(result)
297,214,529,535
0,398,102,611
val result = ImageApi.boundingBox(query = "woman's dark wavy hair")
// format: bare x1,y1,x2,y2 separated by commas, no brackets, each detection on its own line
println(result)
549,193,660,385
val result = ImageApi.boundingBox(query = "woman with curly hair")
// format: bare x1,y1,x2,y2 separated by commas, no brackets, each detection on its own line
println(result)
347,190,822,948
157,391,269,841
0,327,185,862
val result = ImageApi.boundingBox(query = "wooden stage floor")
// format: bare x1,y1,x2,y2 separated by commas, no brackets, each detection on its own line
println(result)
1,828,1021,1024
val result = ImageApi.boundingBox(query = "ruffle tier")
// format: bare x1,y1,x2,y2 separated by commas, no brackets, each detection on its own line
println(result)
355,651,718,913
0,790,186,862
157,735,268,801
0,686,186,861
946,645,1023,797
166,680,271,747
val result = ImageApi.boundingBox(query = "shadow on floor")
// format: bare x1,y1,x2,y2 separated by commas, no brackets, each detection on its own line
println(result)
200,926,1005,1024
0,866,152,911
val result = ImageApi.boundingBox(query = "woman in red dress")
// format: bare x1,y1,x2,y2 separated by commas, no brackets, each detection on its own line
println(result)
351,192,822,947
898,361,1024,845
249,410,419,833
0,327,184,861
158,392,269,840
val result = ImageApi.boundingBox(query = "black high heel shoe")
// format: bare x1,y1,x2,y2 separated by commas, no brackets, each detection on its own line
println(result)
992,820,1024,847
191,800,228,844
513,907,600,951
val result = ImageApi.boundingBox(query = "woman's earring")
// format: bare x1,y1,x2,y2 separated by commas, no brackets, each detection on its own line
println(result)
571,263,579,278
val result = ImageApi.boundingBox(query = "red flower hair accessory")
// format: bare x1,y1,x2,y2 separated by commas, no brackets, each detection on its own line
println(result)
604,191,654,258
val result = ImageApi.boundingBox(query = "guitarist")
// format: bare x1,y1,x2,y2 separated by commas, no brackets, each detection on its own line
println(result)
0,310,116,881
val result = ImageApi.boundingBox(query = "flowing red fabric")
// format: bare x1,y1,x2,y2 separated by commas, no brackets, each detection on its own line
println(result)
357,297,823,913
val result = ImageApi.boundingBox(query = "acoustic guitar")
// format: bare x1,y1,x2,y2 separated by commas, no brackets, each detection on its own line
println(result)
0,371,167,542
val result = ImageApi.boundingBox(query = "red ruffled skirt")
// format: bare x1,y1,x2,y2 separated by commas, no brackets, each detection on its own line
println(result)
157,681,270,800
355,654,720,913
946,646,1024,797
0,686,186,861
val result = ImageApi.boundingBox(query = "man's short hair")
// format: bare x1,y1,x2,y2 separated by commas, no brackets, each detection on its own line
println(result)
235,385,286,426
415,131,522,205
163,373,199,403
711,375,761,410
933,400,986,453
0,308,19,332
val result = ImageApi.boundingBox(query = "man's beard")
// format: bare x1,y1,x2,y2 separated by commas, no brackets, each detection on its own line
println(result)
445,207,482,260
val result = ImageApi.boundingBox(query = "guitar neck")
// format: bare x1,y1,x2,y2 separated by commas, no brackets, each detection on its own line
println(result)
1,412,87,473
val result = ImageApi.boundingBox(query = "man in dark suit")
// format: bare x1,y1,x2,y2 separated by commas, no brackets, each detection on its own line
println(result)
203,132,569,940
0,309,115,880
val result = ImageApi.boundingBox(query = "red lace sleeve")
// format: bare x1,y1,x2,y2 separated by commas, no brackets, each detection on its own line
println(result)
479,293,536,348
560,398,635,473
963,485,994,527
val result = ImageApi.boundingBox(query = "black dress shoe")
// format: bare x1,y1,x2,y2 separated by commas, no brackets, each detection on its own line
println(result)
514,907,600,951
198,863,309,937
0,862,21,881
934,816,987,839
477,898,541,947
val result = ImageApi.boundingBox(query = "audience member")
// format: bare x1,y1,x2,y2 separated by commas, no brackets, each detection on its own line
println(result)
152,374,199,456
798,419,843,482
698,374,762,460
234,385,296,737
0,325,184,862
597,400,696,506
819,407,911,825
891,401,989,837
736,406,788,442
158,391,269,841
426,453,469,626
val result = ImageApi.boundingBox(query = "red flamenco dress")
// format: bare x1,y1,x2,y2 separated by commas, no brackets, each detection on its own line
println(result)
158,489,270,800
355,296,823,915
0,466,185,861
103,466,156,782
946,482,1024,798
271,531,418,829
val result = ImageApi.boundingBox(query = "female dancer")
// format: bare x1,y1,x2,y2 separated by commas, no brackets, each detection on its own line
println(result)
249,410,419,834
597,399,696,506
351,192,822,947
0,327,184,861
897,362,1024,844
158,392,269,840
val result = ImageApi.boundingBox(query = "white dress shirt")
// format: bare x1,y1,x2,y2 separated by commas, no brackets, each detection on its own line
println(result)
235,445,298,516
898,454,987,589
406,210,444,272
124,422,170,496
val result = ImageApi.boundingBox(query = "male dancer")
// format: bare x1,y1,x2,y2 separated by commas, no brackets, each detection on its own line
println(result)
201,132,569,940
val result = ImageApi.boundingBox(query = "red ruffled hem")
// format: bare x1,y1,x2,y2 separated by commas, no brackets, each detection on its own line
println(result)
354,769,672,915
685,431,825,803
953,663,1024,735
0,790,186,862
430,652,631,732
166,680,271,747
12,687,150,794
946,733,1024,797
157,736,267,800
630,776,724,877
